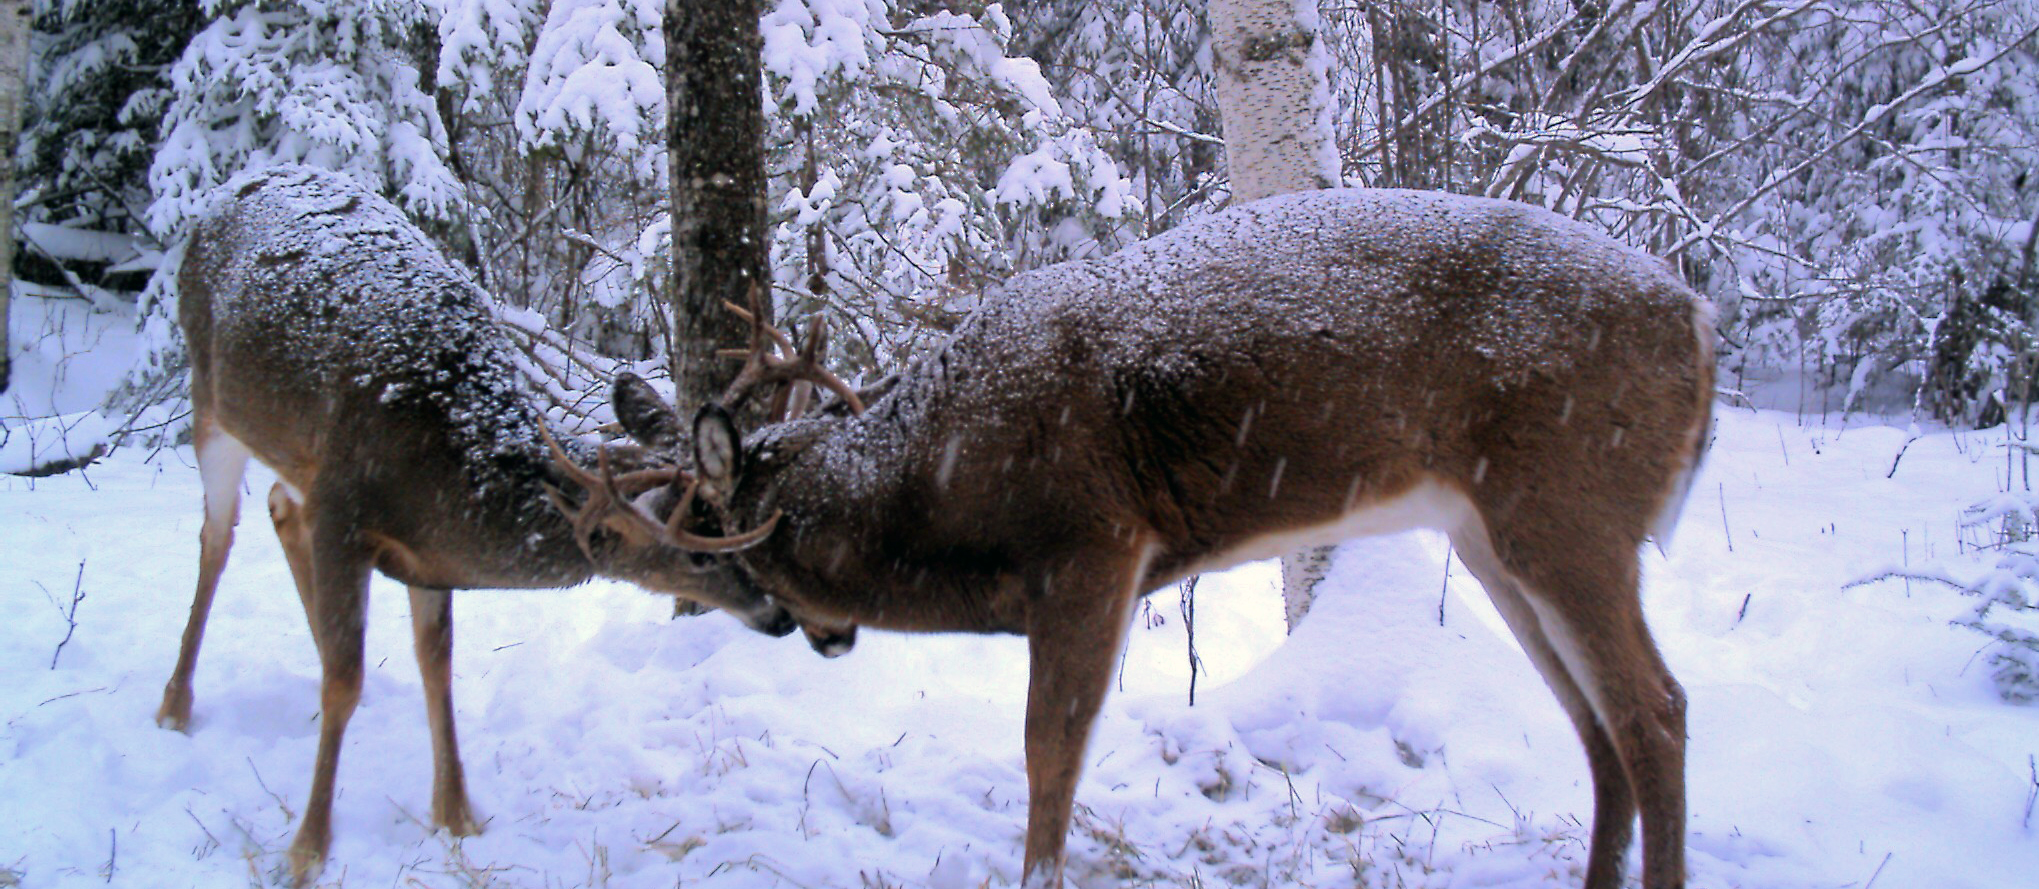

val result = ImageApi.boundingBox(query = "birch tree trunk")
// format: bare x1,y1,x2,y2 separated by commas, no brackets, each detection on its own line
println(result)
665,0,770,616
1209,0,1339,204
1211,0,1407,632
0,0,30,396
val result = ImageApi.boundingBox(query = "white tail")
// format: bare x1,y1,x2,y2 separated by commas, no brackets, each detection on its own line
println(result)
156,166,796,885
563,188,1715,888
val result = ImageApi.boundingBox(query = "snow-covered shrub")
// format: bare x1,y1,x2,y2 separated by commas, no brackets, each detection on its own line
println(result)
1948,493,2039,701
1867,486,2039,703
757,1,1137,370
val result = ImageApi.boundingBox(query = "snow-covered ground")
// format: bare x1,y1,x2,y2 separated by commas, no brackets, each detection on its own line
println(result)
3,403,2036,888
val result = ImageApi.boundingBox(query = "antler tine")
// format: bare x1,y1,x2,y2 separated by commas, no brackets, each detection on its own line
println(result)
796,316,867,415
723,293,795,354
540,423,783,554
714,283,868,418
538,424,613,558
718,283,788,413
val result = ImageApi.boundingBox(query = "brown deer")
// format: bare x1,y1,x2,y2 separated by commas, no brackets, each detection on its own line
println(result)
156,165,796,886
559,188,1716,889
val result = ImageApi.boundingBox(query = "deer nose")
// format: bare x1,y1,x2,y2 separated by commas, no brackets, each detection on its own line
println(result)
757,606,799,638
804,624,857,658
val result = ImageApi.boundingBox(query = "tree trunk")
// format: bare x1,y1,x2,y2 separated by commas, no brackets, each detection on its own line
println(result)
665,0,771,618
0,0,30,396
1208,0,1354,631
667,0,771,411
1209,0,1339,204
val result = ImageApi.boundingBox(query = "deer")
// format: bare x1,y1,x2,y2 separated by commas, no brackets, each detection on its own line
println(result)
155,165,800,886
554,187,1717,889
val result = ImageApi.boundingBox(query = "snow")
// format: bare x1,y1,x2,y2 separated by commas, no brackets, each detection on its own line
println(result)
517,0,665,175
1,291,141,474
4,401,2037,887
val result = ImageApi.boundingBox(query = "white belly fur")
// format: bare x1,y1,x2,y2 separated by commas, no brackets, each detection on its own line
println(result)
1185,477,1474,576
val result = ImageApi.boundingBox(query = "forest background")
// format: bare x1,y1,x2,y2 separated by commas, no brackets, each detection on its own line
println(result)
7,0,2039,444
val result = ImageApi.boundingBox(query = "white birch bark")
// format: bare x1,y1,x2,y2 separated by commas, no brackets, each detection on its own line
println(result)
0,0,29,395
1208,0,1340,203
1212,0,1433,632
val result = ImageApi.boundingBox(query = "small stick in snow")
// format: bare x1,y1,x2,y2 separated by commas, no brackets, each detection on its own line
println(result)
246,757,294,821
98,827,115,884
183,807,222,860
1178,576,1202,707
1438,544,1456,626
1734,594,1752,626
2024,754,2035,829
1887,433,1920,478
1902,529,1912,597
44,559,86,670
1718,483,1735,552
1862,850,1893,888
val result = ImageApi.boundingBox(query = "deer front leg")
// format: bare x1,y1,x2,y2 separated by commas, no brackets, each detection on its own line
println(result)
1019,545,1149,889
408,586,483,836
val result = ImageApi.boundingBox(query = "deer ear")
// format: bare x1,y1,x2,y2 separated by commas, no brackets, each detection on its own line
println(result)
613,373,684,450
692,403,743,490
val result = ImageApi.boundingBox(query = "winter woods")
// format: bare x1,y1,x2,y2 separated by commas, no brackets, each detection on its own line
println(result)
3,3,2039,887
0,1,2029,438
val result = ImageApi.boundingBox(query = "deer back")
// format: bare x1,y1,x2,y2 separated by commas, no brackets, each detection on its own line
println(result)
181,167,604,590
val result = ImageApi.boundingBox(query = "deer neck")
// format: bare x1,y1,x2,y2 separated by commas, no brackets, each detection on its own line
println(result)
348,394,608,591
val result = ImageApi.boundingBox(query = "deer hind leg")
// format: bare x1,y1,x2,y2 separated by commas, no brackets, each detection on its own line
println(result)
1462,516,1687,889
285,515,373,887
1019,542,1152,889
1452,526,1639,889
408,585,482,836
268,483,316,626
156,424,252,732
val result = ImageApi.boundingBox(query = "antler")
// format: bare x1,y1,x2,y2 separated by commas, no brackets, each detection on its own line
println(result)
719,284,867,420
539,425,782,555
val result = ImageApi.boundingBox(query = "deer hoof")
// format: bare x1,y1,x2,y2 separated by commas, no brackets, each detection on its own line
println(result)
436,801,484,838
284,842,326,888
154,688,193,733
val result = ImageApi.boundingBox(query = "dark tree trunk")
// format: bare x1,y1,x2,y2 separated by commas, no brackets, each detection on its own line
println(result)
665,0,772,619
667,0,771,412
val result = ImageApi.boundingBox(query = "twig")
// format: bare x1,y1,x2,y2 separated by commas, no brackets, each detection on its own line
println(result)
47,560,87,669
1178,576,1202,706
1718,483,1734,553
1888,434,1920,479
98,828,115,883
247,758,295,821
183,807,223,860
2024,754,2035,830
1439,544,1455,625
1863,851,1892,889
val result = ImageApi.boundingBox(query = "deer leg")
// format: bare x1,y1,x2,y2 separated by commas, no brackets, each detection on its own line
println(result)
1452,527,1637,889
286,521,373,887
267,483,316,627
1018,545,1149,889
1489,526,1687,889
408,585,482,836
156,426,251,732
